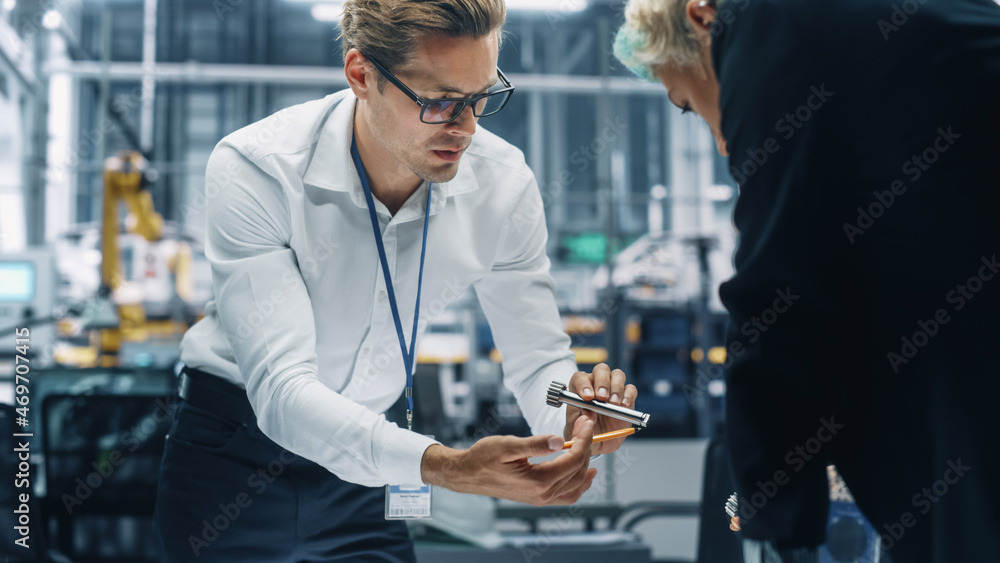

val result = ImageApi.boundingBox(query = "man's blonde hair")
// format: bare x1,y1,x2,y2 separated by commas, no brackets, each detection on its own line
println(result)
614,0,702,82
340,0,506,73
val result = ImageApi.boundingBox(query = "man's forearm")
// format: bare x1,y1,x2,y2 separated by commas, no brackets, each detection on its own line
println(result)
420,444,465,489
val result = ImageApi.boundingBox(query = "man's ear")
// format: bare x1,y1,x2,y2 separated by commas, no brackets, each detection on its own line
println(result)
686,0,717,43
345,49,373,100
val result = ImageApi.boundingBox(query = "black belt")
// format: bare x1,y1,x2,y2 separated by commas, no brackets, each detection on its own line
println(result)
178,366,256,425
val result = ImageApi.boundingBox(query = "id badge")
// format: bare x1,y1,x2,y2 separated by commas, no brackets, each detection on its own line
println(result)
385,484,432,519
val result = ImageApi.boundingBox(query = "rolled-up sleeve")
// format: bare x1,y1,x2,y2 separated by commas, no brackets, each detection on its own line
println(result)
472,173,578,438
204,142,437,487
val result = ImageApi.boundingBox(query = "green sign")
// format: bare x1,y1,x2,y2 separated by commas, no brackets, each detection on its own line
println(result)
562,233,608,264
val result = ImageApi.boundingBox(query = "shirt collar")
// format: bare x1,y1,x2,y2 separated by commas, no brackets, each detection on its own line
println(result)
302,91,480,217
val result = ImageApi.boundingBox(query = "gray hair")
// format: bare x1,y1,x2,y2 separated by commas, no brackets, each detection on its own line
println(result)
613,0,704,81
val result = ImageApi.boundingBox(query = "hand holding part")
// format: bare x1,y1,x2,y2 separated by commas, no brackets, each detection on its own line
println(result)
419,416,598,506
547,381,650,428
726,493,741,531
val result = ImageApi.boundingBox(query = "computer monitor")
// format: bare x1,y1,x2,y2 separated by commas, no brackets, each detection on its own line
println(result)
0,261,35,302
0,250,55,366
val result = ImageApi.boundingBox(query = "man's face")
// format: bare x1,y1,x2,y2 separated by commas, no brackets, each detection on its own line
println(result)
365,33,500,184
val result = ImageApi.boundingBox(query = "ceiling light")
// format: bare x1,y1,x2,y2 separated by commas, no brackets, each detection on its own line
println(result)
42,9,62,30
505,0,587,13
311,3,344,22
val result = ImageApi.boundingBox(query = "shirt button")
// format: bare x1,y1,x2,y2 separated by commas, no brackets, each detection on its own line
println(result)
362,346,371,355
378,290,387,302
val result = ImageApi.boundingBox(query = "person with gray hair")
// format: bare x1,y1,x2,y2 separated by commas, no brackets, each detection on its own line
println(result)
615,0,1000,562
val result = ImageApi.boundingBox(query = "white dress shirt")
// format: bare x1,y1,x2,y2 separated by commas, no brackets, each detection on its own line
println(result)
180,89,577,487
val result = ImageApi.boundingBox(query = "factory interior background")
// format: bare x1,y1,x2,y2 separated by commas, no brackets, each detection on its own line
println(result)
0,0,913,561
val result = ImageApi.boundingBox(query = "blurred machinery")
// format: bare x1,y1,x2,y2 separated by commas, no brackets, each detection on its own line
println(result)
0,151,212,371
51,151,212,368
401,228,732,445
0,248,57,368
93,151,165,367
556,231,731,438
0,366,176,563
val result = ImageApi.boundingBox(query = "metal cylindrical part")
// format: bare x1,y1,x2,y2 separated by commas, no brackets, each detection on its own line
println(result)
546,381,650,428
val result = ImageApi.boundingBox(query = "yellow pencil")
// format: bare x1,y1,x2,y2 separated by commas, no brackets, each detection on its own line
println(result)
562,427,639,450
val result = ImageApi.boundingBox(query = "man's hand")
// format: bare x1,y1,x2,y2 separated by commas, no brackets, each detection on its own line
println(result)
565,363,639,455
420,416,598,506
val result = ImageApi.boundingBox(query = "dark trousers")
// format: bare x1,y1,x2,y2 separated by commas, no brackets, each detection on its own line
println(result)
154,368,416,562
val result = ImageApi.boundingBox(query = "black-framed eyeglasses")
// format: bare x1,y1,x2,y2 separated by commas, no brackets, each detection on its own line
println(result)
366,55,515,125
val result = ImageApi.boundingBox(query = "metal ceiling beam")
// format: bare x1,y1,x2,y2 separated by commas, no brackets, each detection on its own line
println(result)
0,18,38,89
42,59,668,96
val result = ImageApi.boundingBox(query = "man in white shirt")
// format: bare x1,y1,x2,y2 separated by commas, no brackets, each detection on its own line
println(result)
154,0,639,561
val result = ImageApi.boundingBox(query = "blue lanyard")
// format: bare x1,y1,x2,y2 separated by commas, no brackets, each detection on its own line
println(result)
350,136,431,431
